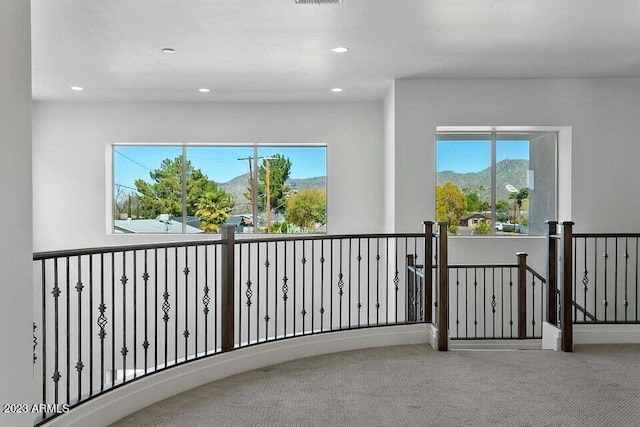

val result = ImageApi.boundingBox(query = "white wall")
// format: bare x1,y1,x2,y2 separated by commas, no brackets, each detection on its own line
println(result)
0,1,32,426
393,78,640,233
383,83,396,232
32,101,383,252
388,78,640,267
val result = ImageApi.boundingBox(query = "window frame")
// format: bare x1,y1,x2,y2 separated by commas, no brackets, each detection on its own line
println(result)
107,142,328,236
435,126,569,237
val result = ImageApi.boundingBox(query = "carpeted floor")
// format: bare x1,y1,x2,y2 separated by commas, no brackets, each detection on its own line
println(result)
110,344,640,427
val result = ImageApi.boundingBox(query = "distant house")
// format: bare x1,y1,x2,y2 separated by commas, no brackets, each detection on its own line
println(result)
459,212,491,227
114,215,204,234
224,215,253,233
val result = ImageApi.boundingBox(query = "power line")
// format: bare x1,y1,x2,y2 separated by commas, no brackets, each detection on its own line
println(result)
114,149,153,171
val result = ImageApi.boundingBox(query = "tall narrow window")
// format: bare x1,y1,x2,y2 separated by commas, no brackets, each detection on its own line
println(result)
112,144,327,234
436,131,556,236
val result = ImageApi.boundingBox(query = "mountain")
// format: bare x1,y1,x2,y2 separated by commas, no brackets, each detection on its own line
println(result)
437,159,528,201
217,174,327,214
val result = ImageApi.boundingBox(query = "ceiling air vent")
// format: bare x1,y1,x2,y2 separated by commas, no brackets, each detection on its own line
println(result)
295,0,343,4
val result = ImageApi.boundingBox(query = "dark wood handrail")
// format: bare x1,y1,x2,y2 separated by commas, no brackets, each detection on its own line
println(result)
33,232,425,260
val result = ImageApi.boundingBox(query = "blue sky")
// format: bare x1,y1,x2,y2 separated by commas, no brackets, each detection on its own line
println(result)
437,140,529,173
114,145,327,191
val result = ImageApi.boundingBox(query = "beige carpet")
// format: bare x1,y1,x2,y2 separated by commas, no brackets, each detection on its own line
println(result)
111,344,640,427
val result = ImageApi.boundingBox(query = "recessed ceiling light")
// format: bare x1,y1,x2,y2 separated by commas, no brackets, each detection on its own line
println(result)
198,88,211,93
161,48,175,54
331,47,349,53
70,86,84,91
331,88,343,93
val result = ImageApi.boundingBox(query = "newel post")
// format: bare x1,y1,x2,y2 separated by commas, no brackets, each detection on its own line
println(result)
561,221,574,352
516,252,528,339
423,221,434,324
221,224,236,352
545,220,558,325
437,222,449,351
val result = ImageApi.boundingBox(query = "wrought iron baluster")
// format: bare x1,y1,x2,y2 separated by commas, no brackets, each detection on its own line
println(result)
88,255,94,396
163,247,169,369
604,239,609,321
531,275,536,337
357,238,361,327
275,242,279,338
615,238,619,322
203,246,210,355
509,267,514,338
473,268,478,339
501,267,505,338
154,248,158,370
464,268,468,339
256,242,260,342
183,247,190,360
636,238,639,322
246,243,252,344
98,255,106,392
214,245,218,352
320,240,325,331
143,250,149,374
625,237,629,321
491,268,496,339
195,246,199,356
294,242,297,336
174,248,178,365
66,256,70,404
41,259,47,417
264,242,271,341
283,242,288,337
338,239,344,329
583,237,589,322
349,239,352,328
312,241,315,333
455,268,459,338
121,252,128,383
76,256,84,402
53,258,60,405
375,239,380,325
394,238,399,324
133,251,137,378
301,242,306,334
330,239,334,331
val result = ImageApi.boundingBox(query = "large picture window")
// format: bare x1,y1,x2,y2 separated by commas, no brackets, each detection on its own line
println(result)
112,144,327,234
436,131,557,236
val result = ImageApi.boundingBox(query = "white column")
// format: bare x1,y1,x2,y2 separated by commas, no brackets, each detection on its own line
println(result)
0,1,32,426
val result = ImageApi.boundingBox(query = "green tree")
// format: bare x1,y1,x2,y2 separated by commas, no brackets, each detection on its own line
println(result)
475,221,491,235
256,154,292,213
509,188,529,223
496,199,511,222
436,183,467,234
195,188,233,233
135,156,232,221
284,188,326,231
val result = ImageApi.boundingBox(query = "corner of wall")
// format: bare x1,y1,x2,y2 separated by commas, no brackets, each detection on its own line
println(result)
382,82,396,233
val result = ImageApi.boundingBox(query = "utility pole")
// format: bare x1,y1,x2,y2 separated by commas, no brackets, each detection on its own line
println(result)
238,156,254,223
265,159,271,233
263,157,276,233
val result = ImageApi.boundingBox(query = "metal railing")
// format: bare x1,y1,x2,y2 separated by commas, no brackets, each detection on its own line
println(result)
406,223,547,347
32,226,431,425
546,221,640,352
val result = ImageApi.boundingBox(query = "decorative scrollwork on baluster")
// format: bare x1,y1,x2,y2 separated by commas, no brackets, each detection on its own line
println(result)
33,323,37,364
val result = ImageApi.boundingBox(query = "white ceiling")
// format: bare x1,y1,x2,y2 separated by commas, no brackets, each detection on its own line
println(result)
31,0,640,102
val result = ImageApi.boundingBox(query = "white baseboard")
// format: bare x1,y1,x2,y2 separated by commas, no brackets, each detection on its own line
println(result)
45,324,430,427
449,339,541,350
542,322,562,351
574,324,640,345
